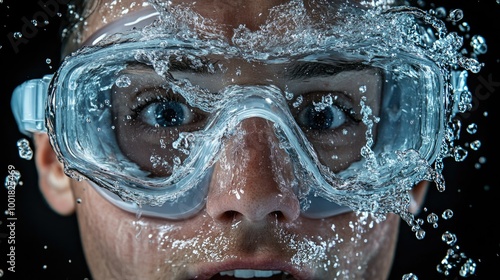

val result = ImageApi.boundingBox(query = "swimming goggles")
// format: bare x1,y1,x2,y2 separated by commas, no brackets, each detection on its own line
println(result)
11,6,461,220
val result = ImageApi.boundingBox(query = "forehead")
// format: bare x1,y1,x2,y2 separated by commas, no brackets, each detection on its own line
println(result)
80,0,373,47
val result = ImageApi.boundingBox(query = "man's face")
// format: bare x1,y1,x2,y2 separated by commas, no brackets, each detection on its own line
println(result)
69,1,402,279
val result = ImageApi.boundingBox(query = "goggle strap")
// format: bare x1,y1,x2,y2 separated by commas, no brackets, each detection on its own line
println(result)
11,74,53,136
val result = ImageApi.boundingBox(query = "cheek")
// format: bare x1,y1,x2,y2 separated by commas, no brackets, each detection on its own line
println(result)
72,181,178,277
294,212,400,276
71,181,221,278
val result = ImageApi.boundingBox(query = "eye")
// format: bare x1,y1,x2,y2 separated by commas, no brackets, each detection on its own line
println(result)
141,99,194,127
297,103,347,130
294,92,359,131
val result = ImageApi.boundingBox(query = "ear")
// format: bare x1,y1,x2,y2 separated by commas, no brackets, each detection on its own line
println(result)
408,181,429,215
33,133,75,216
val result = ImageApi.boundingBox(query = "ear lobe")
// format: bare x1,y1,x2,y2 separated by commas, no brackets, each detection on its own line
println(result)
409,181,429,215
33,133,75,216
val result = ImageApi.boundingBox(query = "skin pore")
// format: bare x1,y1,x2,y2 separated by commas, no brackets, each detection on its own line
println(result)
34,0,428,279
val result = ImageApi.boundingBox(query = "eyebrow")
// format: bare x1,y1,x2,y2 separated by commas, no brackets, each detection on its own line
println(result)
126,57,371,79
284,61,369,80
169,56,218,74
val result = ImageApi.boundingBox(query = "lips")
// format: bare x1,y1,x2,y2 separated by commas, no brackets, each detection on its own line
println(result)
210,269,292,279
192,260,311,280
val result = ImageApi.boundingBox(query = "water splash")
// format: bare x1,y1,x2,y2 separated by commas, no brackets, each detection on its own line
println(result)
64,0,485,233
52,0,487,278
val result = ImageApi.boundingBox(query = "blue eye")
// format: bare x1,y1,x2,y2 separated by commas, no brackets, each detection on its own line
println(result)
142,100,194,127
298,104,347,130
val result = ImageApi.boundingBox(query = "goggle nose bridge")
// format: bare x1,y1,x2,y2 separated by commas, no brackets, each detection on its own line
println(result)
204,84,319,168
200,84,323,196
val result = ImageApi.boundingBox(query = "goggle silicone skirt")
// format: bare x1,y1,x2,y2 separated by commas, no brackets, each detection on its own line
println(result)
12,39,445,220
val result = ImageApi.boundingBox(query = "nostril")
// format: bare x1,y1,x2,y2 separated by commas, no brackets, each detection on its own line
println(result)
271,211,285,221
218,210,239,222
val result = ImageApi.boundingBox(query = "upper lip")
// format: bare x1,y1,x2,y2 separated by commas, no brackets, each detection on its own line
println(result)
191,258,314,279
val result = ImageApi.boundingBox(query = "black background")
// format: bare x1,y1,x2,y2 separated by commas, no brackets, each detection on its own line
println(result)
0,0,498,279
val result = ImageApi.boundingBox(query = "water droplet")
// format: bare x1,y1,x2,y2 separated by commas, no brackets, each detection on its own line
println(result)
434,7,447,18
42,265,47,269
458,22,470,33
427,212,439,224
45,58,51,64
76,198,82,204
469,140,481,150
442,209,453,220
115,75,132,88
466,123,477,134
470,35,487,55
5,169,21,190
17,138,33,160
478,156,486,164
441,231,457,245
459,258,477,277
13,32,22,39
453,146,468,162
448,9,464,22
292,95,303,108
402,273,418,280
415,229,426,240
458,90,472,112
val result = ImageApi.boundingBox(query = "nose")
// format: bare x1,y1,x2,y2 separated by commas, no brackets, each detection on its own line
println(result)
205,118,301,223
